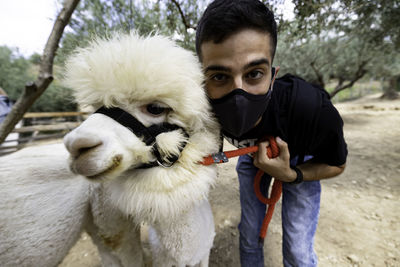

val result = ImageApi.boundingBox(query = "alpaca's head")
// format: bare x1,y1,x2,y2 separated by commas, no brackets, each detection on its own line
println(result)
63,32,220,181
63,33,220,221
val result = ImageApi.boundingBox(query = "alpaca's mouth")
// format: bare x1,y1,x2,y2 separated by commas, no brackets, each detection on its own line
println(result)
86,154,123,180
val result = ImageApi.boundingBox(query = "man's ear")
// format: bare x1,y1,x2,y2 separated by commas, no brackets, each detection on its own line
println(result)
271,66,280,88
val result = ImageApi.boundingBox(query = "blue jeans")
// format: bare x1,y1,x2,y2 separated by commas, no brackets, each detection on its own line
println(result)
236,154,320,267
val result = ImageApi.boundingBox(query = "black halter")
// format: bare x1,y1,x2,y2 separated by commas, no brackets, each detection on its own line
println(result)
95,106,188,168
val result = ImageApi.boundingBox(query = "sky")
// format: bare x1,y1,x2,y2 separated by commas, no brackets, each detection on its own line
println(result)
0,0,61,56
0,0,294,57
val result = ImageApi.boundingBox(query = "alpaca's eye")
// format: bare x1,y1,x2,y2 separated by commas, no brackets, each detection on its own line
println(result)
146,103,167,115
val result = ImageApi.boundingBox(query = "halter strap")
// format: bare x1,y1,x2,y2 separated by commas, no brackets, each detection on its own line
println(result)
95,106,188,168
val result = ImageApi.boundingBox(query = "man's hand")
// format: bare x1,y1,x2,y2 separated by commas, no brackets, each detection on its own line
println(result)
253,137,297,182
254,137,347,182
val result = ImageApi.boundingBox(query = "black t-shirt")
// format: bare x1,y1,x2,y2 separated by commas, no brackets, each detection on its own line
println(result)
223,74,348,166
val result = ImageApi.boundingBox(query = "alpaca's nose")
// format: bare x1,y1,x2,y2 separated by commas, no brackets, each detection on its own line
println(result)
64,132,103,158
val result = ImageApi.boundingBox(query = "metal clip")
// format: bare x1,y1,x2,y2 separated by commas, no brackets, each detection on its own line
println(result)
156,160,174,168
211,152,229,164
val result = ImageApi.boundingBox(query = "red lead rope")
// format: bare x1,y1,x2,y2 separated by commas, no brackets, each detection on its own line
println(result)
201,136,282,244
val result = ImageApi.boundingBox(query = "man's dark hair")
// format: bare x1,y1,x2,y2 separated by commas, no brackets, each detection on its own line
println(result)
196,0,277,60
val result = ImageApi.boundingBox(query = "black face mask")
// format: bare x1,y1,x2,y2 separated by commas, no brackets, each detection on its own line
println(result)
209,68,275,138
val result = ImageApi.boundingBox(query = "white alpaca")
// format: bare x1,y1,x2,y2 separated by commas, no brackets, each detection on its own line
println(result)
0,33,220,267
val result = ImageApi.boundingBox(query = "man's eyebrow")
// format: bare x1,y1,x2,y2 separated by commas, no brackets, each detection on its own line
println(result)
204,58,269,73
243,58,270,70
204,65,231,73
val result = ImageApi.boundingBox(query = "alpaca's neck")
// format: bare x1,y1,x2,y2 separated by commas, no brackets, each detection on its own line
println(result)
107,164,217,224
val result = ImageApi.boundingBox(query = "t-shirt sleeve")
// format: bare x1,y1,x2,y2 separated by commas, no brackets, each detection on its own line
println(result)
0,96,13,123
311,101,348,166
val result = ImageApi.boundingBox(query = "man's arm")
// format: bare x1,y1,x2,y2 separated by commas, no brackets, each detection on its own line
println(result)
295,161,346,182
254,137,346,182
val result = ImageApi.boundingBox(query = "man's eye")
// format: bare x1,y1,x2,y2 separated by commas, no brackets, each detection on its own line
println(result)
211,73,228,82
246,70,264,79
146,104,167,115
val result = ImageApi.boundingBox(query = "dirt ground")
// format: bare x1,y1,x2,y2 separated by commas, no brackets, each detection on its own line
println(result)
59,93,400,267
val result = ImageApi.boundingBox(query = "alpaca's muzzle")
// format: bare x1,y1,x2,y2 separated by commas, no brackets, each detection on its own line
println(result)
95,106,188,168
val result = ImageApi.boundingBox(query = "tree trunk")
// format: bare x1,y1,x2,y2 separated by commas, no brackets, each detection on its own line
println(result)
381,75,400,100
329,63,367,99
0,0,80,145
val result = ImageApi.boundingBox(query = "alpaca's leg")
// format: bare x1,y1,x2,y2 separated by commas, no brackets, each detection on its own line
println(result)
199,252,210,267
149,199,215,267
86,214,144,267
87,186,144,267
148,226,173,267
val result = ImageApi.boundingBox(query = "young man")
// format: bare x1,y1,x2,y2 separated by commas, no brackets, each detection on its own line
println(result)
196,0,347,266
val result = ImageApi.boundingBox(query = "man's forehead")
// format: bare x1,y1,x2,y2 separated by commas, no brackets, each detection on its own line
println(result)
200,29,273,68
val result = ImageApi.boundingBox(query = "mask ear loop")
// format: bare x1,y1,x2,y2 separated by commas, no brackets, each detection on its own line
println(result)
270,66,280,90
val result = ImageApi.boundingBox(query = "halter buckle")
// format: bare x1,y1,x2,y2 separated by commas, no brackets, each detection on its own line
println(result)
211,152,229,163
156,160,174,168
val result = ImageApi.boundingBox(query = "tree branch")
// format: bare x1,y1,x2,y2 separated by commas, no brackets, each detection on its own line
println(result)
169,0,196,30
310,61,325,88
329,61,368,98
0,0,80,145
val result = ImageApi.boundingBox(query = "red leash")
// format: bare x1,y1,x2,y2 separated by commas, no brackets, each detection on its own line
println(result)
201,136,282,244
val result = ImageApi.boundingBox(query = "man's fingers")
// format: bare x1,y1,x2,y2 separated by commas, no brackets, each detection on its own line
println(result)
276,136,289,157
254,141,269,166
259,141,268,157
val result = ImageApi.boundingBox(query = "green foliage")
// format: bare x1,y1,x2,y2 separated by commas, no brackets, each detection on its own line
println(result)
276,0,399,98
57,0,207,63
0,45,77,112
342,0,400,49
29,53,41,65
0,46,32,100
31,82,77,112
275,31,377,85
291,0,400,46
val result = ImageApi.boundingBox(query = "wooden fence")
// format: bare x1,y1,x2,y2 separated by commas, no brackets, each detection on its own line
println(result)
0,111,87,156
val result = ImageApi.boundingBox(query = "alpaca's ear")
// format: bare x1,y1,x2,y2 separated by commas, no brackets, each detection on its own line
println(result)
154,130,188,165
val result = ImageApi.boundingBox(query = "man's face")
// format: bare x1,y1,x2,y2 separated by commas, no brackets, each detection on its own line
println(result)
201,29,274,99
